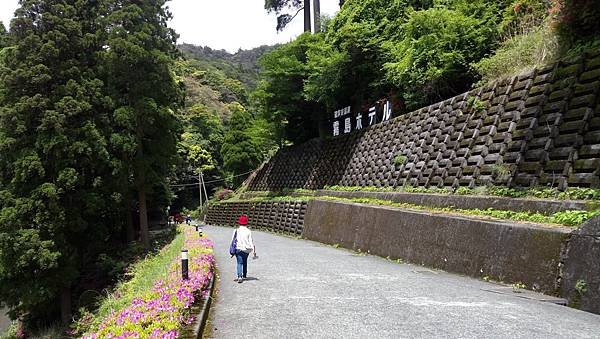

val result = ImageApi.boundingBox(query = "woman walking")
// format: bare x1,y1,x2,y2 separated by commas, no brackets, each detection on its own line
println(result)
231,215,256,283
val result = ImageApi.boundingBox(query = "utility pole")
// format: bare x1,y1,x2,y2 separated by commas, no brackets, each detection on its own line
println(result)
314,0,321,33
304,0,312,32
199,171,209,223
200,171,209,205
198,171,203,209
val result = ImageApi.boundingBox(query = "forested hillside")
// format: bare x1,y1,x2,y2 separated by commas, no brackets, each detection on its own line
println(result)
178,44,277,89
171,44,279,209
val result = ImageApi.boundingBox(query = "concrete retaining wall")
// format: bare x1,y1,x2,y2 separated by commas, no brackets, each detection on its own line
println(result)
249,50,600,191
561,216,600,313
303,200,571,294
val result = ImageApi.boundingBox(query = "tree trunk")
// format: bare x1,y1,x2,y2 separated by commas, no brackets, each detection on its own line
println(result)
125,202,135,243
60,287,71,325
139,188,150,249
304,0,311,33
313,0,321,32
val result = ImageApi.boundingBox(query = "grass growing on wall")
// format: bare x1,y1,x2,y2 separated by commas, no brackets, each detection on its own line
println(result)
322,185,600,201
213,195,599,227
316,196,598,227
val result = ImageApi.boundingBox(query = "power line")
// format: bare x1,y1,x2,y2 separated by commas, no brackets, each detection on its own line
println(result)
169,169,255,187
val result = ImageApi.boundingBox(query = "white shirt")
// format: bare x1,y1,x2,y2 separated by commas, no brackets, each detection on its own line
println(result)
233,226,254,253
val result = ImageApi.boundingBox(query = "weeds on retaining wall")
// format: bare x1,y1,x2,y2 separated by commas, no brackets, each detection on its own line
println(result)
316,196,598,227
322,185,600,201
214,195,598,227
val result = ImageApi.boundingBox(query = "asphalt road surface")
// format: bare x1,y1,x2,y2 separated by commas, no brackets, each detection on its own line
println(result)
0,308,10,334
204,225,600,339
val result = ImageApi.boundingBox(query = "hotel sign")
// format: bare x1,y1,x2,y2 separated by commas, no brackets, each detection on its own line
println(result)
332,99,394,136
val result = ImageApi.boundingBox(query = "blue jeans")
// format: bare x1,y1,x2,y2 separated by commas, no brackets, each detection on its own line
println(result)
235,250,249,278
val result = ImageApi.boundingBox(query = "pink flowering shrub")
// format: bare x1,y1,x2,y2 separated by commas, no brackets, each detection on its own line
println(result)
215,188,234,201
82,227,214,339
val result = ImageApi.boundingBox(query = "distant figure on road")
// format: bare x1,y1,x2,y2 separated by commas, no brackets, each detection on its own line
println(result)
231,215,256,283
186,214,192,224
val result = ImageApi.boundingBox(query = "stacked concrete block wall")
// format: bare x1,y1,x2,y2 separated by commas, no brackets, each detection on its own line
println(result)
205,201,307,236
248,50,600,191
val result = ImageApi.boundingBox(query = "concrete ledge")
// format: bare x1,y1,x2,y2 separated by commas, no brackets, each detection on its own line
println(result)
561,216,600,314
303,199,572,295
314,190,592,214
192,275,215,339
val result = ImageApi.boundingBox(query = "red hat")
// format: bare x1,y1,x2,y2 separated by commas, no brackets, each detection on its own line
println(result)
238,215,248,225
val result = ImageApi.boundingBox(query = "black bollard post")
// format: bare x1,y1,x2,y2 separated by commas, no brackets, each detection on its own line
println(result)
198,227,203,237
181,249,189,280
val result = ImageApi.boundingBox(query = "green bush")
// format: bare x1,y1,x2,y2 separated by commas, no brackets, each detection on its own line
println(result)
385,5,499,109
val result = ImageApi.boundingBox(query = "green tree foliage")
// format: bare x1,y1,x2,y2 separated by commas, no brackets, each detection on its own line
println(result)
0,22,9,49
555,0,600,42
384,3,500,108
499,0,552,37
255,33,325,144
0,0,115,324
221,103,263,180
257,0,504,141
178,44,276,90
102,0,183,250
172,54,276,198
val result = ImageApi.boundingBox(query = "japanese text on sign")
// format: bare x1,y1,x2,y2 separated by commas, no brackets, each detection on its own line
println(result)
331,99,393,136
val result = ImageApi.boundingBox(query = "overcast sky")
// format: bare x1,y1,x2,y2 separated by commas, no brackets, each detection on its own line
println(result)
0,0,339,52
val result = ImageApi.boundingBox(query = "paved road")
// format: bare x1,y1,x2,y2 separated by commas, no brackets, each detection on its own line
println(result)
0,308,10,334
204,225,600,338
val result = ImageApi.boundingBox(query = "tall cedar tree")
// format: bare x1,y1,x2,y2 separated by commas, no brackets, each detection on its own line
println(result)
103,0,182,249
265,0,320,32
0,0,114,324
0,22,8,48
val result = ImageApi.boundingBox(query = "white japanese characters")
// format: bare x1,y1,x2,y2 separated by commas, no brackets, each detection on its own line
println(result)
344,117,351,133
383,100,392,121
333,120,340,136
334,106,352,119
368,106,377,126
331,99,393,136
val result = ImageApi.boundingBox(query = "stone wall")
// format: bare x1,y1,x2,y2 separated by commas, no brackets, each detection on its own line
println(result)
205,201,307,235
249,50,600,191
